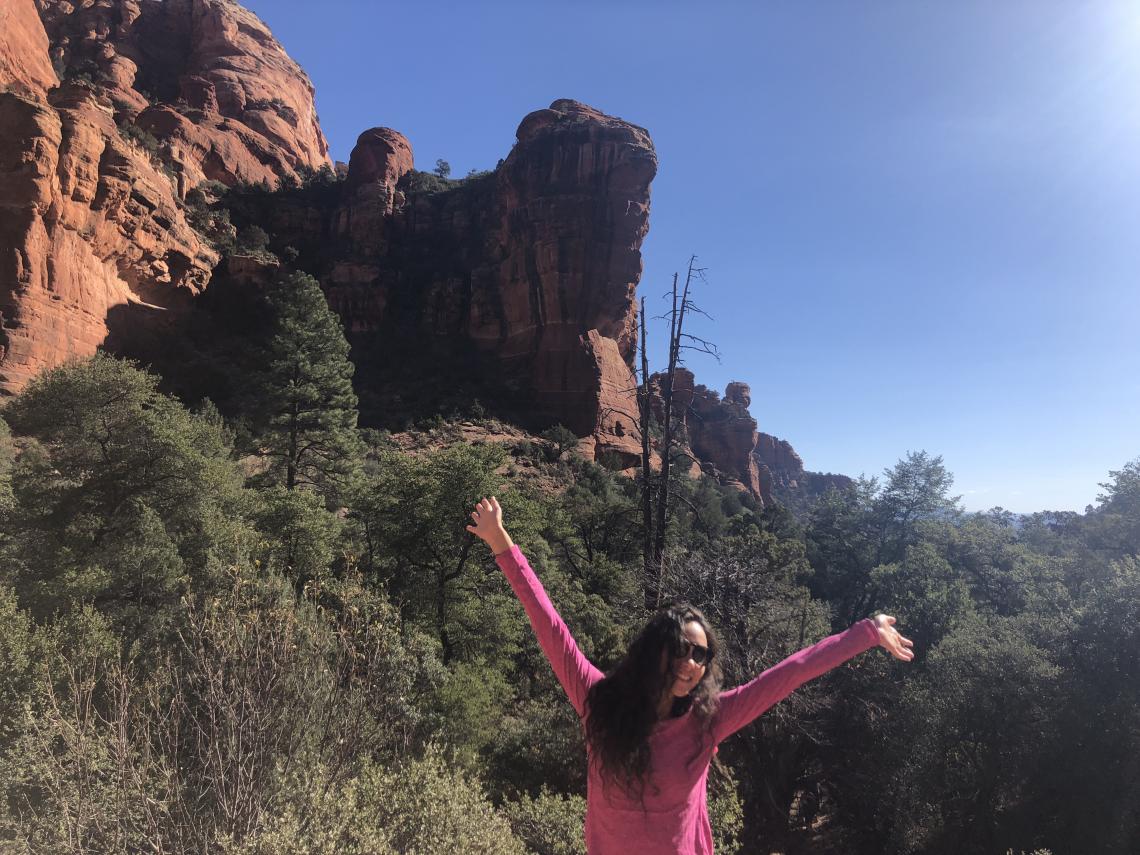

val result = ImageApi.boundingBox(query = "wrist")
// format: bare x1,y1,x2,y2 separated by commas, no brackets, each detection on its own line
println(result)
488,528,514,556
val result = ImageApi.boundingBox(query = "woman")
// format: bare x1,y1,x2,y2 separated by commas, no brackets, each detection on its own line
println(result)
467,496,913,855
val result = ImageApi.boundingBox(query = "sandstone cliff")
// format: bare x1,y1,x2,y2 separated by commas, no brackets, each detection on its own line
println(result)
217,99,656,464
0,0,329,392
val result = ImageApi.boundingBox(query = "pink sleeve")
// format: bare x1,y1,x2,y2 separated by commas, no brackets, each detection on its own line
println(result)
712,619,879,743
496,545,604,718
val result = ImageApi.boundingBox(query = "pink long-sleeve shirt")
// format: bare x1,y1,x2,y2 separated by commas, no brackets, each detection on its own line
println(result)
497,545,879,855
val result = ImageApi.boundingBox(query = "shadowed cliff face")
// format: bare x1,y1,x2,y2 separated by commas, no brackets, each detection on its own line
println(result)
224,100,658,464
0,0,329,392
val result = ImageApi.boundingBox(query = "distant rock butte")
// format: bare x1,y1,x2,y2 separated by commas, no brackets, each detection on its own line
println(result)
649,371,849,506
0,0,330,391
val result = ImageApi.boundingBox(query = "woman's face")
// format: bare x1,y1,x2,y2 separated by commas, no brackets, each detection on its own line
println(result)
665,620,709,698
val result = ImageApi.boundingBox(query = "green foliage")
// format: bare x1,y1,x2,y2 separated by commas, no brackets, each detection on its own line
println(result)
0,588,35,750
238,748,528,855
882,615,1062,855
485,696,588,799
117,119,160,153
355,442,530,663
871,542,975,658
434,158,452,178
251,485,343,586
503,788,587,855
0,354,250,642
431,658,513,767
0,568,447,852
1080,457,1140,563
1,355,1138,855
245,272,363,500
0,417,13,554
1041,555,1140,854
245,97,299,124
707,765,746,855
874,450,961,561
401,169,460,194
541,424,580,460
185,184,237,253
547,457,642,589
235,224,272,255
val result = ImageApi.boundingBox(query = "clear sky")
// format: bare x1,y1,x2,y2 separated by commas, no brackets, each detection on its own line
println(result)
241,0,1140,514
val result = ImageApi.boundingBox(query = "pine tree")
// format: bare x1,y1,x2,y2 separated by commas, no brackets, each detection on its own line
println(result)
249,272,363,501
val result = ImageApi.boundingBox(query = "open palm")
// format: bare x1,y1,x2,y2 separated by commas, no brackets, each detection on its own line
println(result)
874,615,915,662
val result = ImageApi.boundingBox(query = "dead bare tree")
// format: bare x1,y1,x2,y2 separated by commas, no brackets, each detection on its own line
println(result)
639,256,720,610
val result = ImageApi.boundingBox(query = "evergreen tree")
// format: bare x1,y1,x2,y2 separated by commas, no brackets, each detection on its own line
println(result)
0,354,250,642
248,272,363,501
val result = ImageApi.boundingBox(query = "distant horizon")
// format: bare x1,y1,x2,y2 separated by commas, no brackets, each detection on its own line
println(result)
240,0,1140,516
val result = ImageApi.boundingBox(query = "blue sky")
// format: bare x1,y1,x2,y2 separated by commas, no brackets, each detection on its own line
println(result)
242,0,1140,513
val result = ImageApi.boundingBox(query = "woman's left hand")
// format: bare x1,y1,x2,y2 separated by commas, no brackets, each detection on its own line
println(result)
873,615,915,662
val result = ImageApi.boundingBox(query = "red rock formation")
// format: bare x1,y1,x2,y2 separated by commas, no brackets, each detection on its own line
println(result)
346,128,413,200
0,0,58,97
496,99,655,361
644,373,844,507
0,79,215,390
0,0,330,393
724,381,750,409
36,0,330,188
239,99,656,463
755,432,805,487
686,378,763,498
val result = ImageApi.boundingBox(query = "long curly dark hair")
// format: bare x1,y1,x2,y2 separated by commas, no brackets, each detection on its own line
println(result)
584,602,723,800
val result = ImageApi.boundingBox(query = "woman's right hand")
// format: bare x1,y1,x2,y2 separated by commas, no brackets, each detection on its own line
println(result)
466,496,514,555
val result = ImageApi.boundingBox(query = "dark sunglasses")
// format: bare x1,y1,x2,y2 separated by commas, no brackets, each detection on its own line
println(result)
676,638,711,666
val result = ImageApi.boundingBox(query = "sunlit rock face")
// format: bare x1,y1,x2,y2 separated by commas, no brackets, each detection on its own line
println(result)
0,0,838,494
0,0,330,393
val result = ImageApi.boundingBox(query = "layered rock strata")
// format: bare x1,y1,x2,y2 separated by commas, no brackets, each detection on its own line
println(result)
0,0,330,392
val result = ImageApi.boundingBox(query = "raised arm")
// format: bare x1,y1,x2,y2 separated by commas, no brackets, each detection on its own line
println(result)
468,497,603,718
711,616,913,744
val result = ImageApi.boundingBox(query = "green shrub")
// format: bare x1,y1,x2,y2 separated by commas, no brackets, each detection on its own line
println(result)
541,424,580,461
503,788,587,855
401,170,459,195
235,224,271,254
251,485,343,585
234,749,526,855
708,765,745,855
117,119,160,155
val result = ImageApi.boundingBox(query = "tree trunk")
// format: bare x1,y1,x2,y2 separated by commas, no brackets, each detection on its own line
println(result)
651,260,695,592
639,297,657,610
